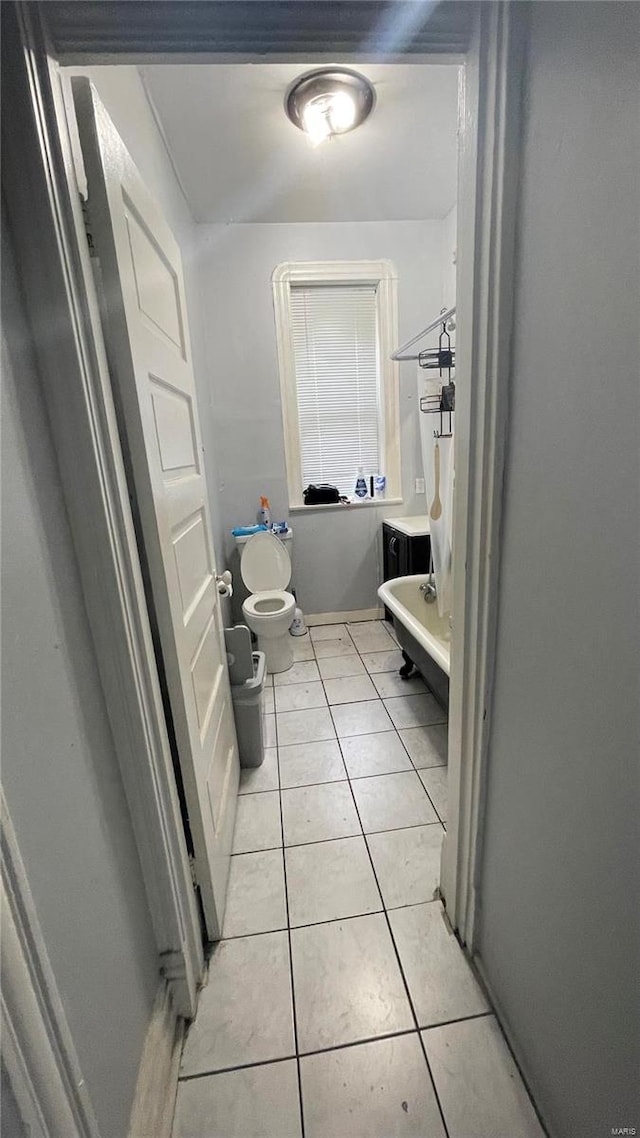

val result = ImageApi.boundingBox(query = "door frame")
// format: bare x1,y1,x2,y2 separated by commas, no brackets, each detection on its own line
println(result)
1,791,100,1138
441,0,526,947
2,0,526,1060
1,2,203,1020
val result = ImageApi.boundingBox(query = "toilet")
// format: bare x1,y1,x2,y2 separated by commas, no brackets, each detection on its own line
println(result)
240,531,295,673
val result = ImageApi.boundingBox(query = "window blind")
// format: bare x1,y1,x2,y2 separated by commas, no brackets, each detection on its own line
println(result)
289,283,381,498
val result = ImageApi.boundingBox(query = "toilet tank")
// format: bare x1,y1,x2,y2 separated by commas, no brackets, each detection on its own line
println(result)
233,526,293,554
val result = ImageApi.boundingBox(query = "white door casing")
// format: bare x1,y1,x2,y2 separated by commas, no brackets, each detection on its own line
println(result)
72,78,239,940
440,2,527,948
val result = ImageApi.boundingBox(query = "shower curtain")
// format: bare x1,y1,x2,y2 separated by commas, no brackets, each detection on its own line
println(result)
418,369,454,618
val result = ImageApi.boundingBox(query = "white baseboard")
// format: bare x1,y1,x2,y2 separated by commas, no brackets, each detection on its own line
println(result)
305,607,384,626
128,980,184,1138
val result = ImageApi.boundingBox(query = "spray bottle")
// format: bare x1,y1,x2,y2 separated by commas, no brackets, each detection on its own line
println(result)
257,496,271,527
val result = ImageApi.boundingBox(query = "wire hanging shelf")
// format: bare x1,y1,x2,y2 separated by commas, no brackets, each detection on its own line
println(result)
418,321,455,438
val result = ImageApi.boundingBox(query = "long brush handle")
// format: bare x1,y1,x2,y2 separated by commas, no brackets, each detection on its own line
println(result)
430,443,442,521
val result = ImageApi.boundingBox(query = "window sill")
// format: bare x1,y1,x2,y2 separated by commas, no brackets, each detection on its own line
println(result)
289,497,403,514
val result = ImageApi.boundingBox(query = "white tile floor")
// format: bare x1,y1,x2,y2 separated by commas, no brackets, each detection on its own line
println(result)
174,621,545,1138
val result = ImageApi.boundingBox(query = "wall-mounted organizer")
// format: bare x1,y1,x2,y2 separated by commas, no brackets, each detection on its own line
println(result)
391,307,456,439
417,322,455,372
419,322,455,438
419,393,454,439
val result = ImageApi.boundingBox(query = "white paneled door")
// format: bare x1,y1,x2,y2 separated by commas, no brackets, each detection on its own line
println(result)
73,79,239,940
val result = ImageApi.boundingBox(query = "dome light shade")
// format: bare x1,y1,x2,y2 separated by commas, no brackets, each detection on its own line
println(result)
286,68,375,145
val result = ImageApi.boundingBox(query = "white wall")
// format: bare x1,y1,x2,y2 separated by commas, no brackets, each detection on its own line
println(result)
477,5,640,1136
1,226,159,1138
441,202,457,311
196,219,447,615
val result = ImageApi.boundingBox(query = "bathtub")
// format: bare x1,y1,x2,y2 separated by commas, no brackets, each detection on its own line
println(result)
377,575,450,708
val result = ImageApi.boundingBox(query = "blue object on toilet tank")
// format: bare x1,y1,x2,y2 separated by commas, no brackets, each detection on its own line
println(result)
231,524,268,537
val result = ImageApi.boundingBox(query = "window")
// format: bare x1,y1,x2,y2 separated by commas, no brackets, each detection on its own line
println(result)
273,261,401,507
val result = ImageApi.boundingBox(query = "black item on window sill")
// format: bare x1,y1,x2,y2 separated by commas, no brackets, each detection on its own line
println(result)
303,484,349,505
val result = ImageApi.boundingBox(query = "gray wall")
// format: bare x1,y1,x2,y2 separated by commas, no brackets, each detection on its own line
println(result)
1,227,159,1138
1,1064,26,1138
196,220,446,615
477,5,640,1136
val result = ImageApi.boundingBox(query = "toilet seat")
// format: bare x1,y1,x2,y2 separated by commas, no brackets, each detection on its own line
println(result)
240,531,292,593
242,589,295,618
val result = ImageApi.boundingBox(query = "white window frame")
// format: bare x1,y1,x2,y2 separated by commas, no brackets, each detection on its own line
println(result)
272,260,401,510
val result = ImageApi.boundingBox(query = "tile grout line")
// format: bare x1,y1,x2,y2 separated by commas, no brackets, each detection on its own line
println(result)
304,625,449,851
238,752,446,800
320,628,448,825
242,768,447,797
351,627,454,1138
179,1053,298,1083
276,751,447,784
420,785,446,828
178,1025,428,1083
283,632,446,764
407,755,447,824
233,820,444,847
231,815,446,858
274,707,306,1138
351,806,452,1138
355,814,453,1136
319,628,453,1138
243,625,448,847
218,891,461,943
220,623,453,1132
195,626,539,1134
178,1010,497,1085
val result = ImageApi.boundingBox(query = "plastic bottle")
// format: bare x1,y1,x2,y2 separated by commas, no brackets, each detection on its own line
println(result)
289,588,307,637
258,496,271,526
354,466,368,499
290,606,306,636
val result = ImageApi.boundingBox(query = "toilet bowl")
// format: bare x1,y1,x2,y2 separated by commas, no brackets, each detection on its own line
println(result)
240,531,295,672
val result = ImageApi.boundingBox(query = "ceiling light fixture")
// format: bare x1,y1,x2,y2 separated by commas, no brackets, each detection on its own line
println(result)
285,68,375,146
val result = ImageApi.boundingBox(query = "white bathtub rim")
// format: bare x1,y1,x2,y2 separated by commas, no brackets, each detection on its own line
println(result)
378,575,451,677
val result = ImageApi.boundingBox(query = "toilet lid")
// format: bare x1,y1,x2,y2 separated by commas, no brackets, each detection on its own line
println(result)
240,531,292,593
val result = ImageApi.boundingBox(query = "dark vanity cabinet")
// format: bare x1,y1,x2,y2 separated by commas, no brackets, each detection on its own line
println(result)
382,521,431,583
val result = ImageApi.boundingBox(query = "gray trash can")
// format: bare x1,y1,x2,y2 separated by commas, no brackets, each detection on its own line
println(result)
230,650,267,768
